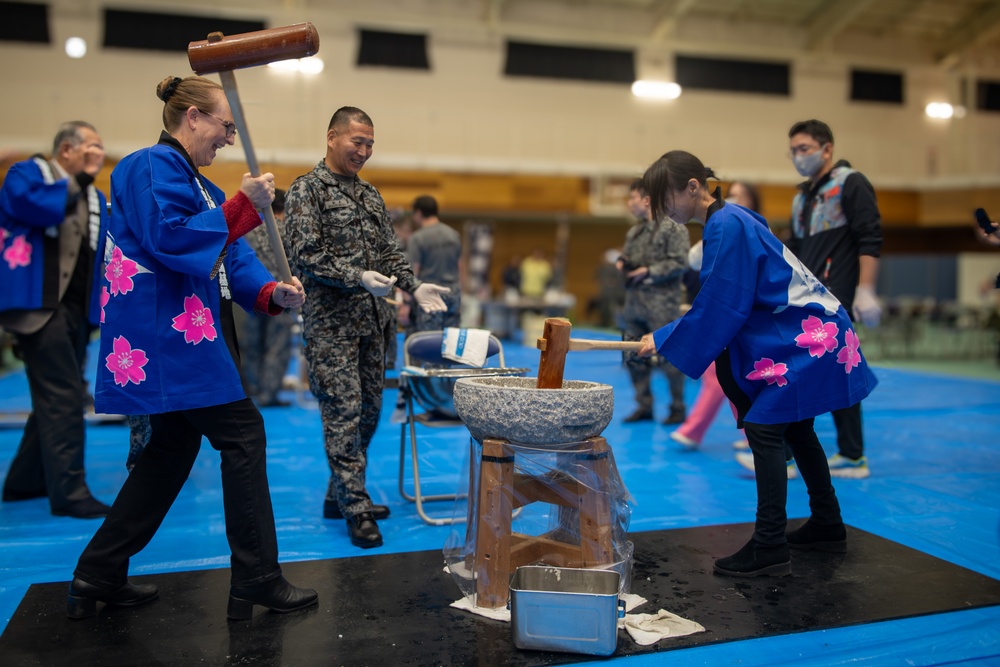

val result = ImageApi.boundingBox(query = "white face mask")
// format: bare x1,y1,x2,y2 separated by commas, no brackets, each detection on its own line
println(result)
792,149,826,178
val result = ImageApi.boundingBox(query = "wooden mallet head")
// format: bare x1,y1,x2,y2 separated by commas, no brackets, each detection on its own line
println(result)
536,318,571,389
187,23,320,74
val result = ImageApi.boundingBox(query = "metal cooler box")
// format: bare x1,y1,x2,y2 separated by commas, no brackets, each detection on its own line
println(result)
509,565,624,656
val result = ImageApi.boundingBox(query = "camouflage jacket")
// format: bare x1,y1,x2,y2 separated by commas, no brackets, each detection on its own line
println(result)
621,218,689,323
284,160,418,337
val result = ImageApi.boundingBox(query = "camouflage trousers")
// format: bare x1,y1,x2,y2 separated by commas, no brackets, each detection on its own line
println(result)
304,331,384,518
622,319,685,413
240,312,294,405
126,414,151,471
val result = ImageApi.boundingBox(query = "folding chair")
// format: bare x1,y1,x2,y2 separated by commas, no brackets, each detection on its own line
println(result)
397,330,528,525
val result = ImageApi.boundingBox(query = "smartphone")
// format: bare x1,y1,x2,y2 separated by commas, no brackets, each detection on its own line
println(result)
974,208,995,233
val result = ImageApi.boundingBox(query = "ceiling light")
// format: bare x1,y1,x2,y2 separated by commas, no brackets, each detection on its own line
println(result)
631,80,682,100
65,37,87,59
268,56,324,75
298,56,324,75
925,102,954,119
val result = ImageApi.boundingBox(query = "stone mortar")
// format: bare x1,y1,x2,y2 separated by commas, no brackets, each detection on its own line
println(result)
453,376,614,445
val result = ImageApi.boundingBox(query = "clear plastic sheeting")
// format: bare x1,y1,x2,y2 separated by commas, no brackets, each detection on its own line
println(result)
444,436,633,609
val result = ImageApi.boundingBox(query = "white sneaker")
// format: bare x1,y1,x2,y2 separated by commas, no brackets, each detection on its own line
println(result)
669,431,699,449
732,439,750,450
735,451,798,479
827,454,870,479
389,403,408,425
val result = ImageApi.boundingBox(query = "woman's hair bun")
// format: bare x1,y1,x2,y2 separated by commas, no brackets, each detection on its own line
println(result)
157,76,183,102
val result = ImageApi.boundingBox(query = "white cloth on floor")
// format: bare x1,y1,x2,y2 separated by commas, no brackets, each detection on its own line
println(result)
441,327,490,367
450,596,511,622
619,609,706,645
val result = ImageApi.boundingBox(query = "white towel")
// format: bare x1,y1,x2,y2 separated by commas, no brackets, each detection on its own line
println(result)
441,327,490,367
619,609,706,645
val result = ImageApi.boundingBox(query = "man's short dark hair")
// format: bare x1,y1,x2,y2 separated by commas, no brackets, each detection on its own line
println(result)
412,195,438,217
789,119,834,145
328,106,373,132
629,178,647,196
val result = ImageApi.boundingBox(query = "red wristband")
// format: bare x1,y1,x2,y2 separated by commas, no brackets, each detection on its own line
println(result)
256,281,282,315
221,191,263,245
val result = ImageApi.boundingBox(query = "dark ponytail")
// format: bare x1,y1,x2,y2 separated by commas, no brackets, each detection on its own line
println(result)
643,150,712,223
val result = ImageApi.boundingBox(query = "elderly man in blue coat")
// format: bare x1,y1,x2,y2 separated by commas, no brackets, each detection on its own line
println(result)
0,121,110,519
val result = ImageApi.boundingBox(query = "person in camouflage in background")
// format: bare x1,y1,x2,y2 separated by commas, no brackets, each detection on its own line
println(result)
617,178,690,425
283,107,449,549
240,188,294,407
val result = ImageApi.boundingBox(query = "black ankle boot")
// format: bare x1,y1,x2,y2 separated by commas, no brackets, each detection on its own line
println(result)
787,519,847,553
227,576,318,620
324,500,390,521
714,538,791,578
67,577,159,619
347,512,383,549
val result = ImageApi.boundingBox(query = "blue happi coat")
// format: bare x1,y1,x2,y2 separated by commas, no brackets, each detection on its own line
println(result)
0,156,108,325
95,140,272,415
653,202,877,425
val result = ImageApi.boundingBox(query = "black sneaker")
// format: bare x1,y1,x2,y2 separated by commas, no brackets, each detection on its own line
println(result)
714,538,791,577
787,519,847,553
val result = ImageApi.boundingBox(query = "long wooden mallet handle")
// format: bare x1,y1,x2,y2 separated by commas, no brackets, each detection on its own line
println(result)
536,338,645,352
217,67,293,284
188,24,320,284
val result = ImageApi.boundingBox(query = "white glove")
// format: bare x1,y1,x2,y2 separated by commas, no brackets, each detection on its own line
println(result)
852,285,881,328
687,241,703,272
412,283,450,313
361,271,397,297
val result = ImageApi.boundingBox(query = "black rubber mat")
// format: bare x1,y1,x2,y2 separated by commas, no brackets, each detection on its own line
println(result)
3,522,999,666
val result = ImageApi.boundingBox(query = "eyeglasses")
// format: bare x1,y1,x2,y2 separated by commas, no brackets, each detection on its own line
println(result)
197,108,237,138
788,142,825,158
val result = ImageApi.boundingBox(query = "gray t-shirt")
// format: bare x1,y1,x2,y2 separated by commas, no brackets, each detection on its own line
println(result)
408,222,461,287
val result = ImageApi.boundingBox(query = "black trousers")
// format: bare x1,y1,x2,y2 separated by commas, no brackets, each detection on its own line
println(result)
74,398,280,589
831,402,864,460
3,302,92,511
744,418,843,545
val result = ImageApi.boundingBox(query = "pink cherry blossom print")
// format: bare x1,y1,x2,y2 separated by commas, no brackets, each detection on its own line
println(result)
105,336,148,387
100,286,110,324
105,246,139,296
795,315,839,358
3,235,32,269
171,294,217,345
837,328,862,373
746,358,789,387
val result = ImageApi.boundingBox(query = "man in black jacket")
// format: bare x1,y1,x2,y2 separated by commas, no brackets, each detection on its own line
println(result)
786,119,883,479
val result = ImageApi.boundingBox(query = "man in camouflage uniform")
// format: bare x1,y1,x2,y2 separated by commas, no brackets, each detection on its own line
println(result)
618,178,690,424
240,188,294,407
283,107,448,549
